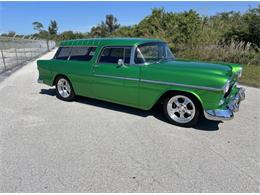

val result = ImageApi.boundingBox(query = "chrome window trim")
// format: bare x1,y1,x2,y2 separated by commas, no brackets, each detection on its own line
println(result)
96,45,134,65
131,45,149,66
130,46,136,65
94,74,223,91
59,45,98,48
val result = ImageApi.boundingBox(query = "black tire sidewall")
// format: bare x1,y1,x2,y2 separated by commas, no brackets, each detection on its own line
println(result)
163,94,200,127
55,76,75,101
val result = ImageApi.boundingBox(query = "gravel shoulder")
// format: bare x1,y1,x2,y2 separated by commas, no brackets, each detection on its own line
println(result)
0,50,259,192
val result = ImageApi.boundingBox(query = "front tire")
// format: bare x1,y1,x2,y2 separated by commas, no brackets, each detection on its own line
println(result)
163,93,200,127
55,76,75,101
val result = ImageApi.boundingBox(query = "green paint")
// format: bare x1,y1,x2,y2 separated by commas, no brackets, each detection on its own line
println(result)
37,38,242,111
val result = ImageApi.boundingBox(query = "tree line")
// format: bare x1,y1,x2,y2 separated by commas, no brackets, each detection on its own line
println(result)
29,6,260,48
1,5,259,65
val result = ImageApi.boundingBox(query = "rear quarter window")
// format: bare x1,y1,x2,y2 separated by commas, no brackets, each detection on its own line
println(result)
54,46,96,61
55,47,71,60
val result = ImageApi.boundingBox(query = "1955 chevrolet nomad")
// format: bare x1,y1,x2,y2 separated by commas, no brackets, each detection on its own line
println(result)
37,38,245,127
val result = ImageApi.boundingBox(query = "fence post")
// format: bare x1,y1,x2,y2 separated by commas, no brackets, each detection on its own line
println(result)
23,47,27,61
46,40,50,52
0,49,6,71
30,47,33,59
14,48,19,66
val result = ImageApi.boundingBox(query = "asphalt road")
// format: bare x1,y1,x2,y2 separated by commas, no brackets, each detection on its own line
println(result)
0,50,259,192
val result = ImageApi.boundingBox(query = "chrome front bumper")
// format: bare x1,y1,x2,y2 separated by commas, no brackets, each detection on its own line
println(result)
204,87,245,121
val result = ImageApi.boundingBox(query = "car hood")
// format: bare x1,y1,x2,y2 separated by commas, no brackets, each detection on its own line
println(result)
159,60,233,77
141,60,233,89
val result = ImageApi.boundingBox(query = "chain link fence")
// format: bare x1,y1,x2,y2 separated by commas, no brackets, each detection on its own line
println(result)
0,37,56,74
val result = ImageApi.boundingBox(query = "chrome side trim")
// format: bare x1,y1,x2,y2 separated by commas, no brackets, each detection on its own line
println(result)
94,74,223,91
95,74,139,81
140,79,223,91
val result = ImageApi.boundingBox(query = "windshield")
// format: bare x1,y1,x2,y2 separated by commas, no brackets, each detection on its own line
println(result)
135,42,175,64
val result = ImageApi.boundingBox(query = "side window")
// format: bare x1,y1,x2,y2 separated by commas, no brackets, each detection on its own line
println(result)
55,47,71,60
110,48,124,59
99,48,124,64
99,47,131,64
69,47,96,61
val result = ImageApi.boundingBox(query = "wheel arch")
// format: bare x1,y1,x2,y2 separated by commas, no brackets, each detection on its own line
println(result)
155,89,204,111
52,74,71,86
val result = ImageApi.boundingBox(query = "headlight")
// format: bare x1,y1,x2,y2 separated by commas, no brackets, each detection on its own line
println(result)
223,80,230,93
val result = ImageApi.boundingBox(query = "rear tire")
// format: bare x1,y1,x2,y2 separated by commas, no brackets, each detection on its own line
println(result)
55,76,75,101
163,93,200,127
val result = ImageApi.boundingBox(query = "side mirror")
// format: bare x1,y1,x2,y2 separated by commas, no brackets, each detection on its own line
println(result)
117,59,124,67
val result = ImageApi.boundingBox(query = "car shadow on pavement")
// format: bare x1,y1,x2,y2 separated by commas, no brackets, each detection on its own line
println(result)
40,88,56,96
40,88,221,131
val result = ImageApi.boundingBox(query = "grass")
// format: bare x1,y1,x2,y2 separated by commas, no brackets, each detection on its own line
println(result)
176,57,260,88
175,41,260,88
239,64,260,88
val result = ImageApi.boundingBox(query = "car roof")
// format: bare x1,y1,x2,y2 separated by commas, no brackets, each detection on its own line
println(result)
59,38,164,47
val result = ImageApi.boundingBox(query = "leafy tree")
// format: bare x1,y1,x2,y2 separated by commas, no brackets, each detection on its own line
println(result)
113,26,135,37
222,6,260,48
32,21,44,33
59,31,85,40
48,20,58,35
105,14,120,33
89,14,120,37
89,22,108,37
132,8,202,49
7,31,16,37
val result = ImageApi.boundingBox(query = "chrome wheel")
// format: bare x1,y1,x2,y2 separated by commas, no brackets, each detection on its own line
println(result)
166,95,196,124
57,78,71,98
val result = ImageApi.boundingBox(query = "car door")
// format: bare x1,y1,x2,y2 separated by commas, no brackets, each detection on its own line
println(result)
92,46,140,107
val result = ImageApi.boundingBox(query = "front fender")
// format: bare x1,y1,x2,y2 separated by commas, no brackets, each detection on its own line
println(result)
139,82,224,111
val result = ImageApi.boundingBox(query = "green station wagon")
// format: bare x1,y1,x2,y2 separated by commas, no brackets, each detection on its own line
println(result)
37,38,245,127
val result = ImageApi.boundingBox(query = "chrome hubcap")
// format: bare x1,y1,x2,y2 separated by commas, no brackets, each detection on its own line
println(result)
167,95,196,123
57,78,71,98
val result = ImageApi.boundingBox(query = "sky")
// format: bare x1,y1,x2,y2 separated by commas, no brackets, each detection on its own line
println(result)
0,1,259,35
